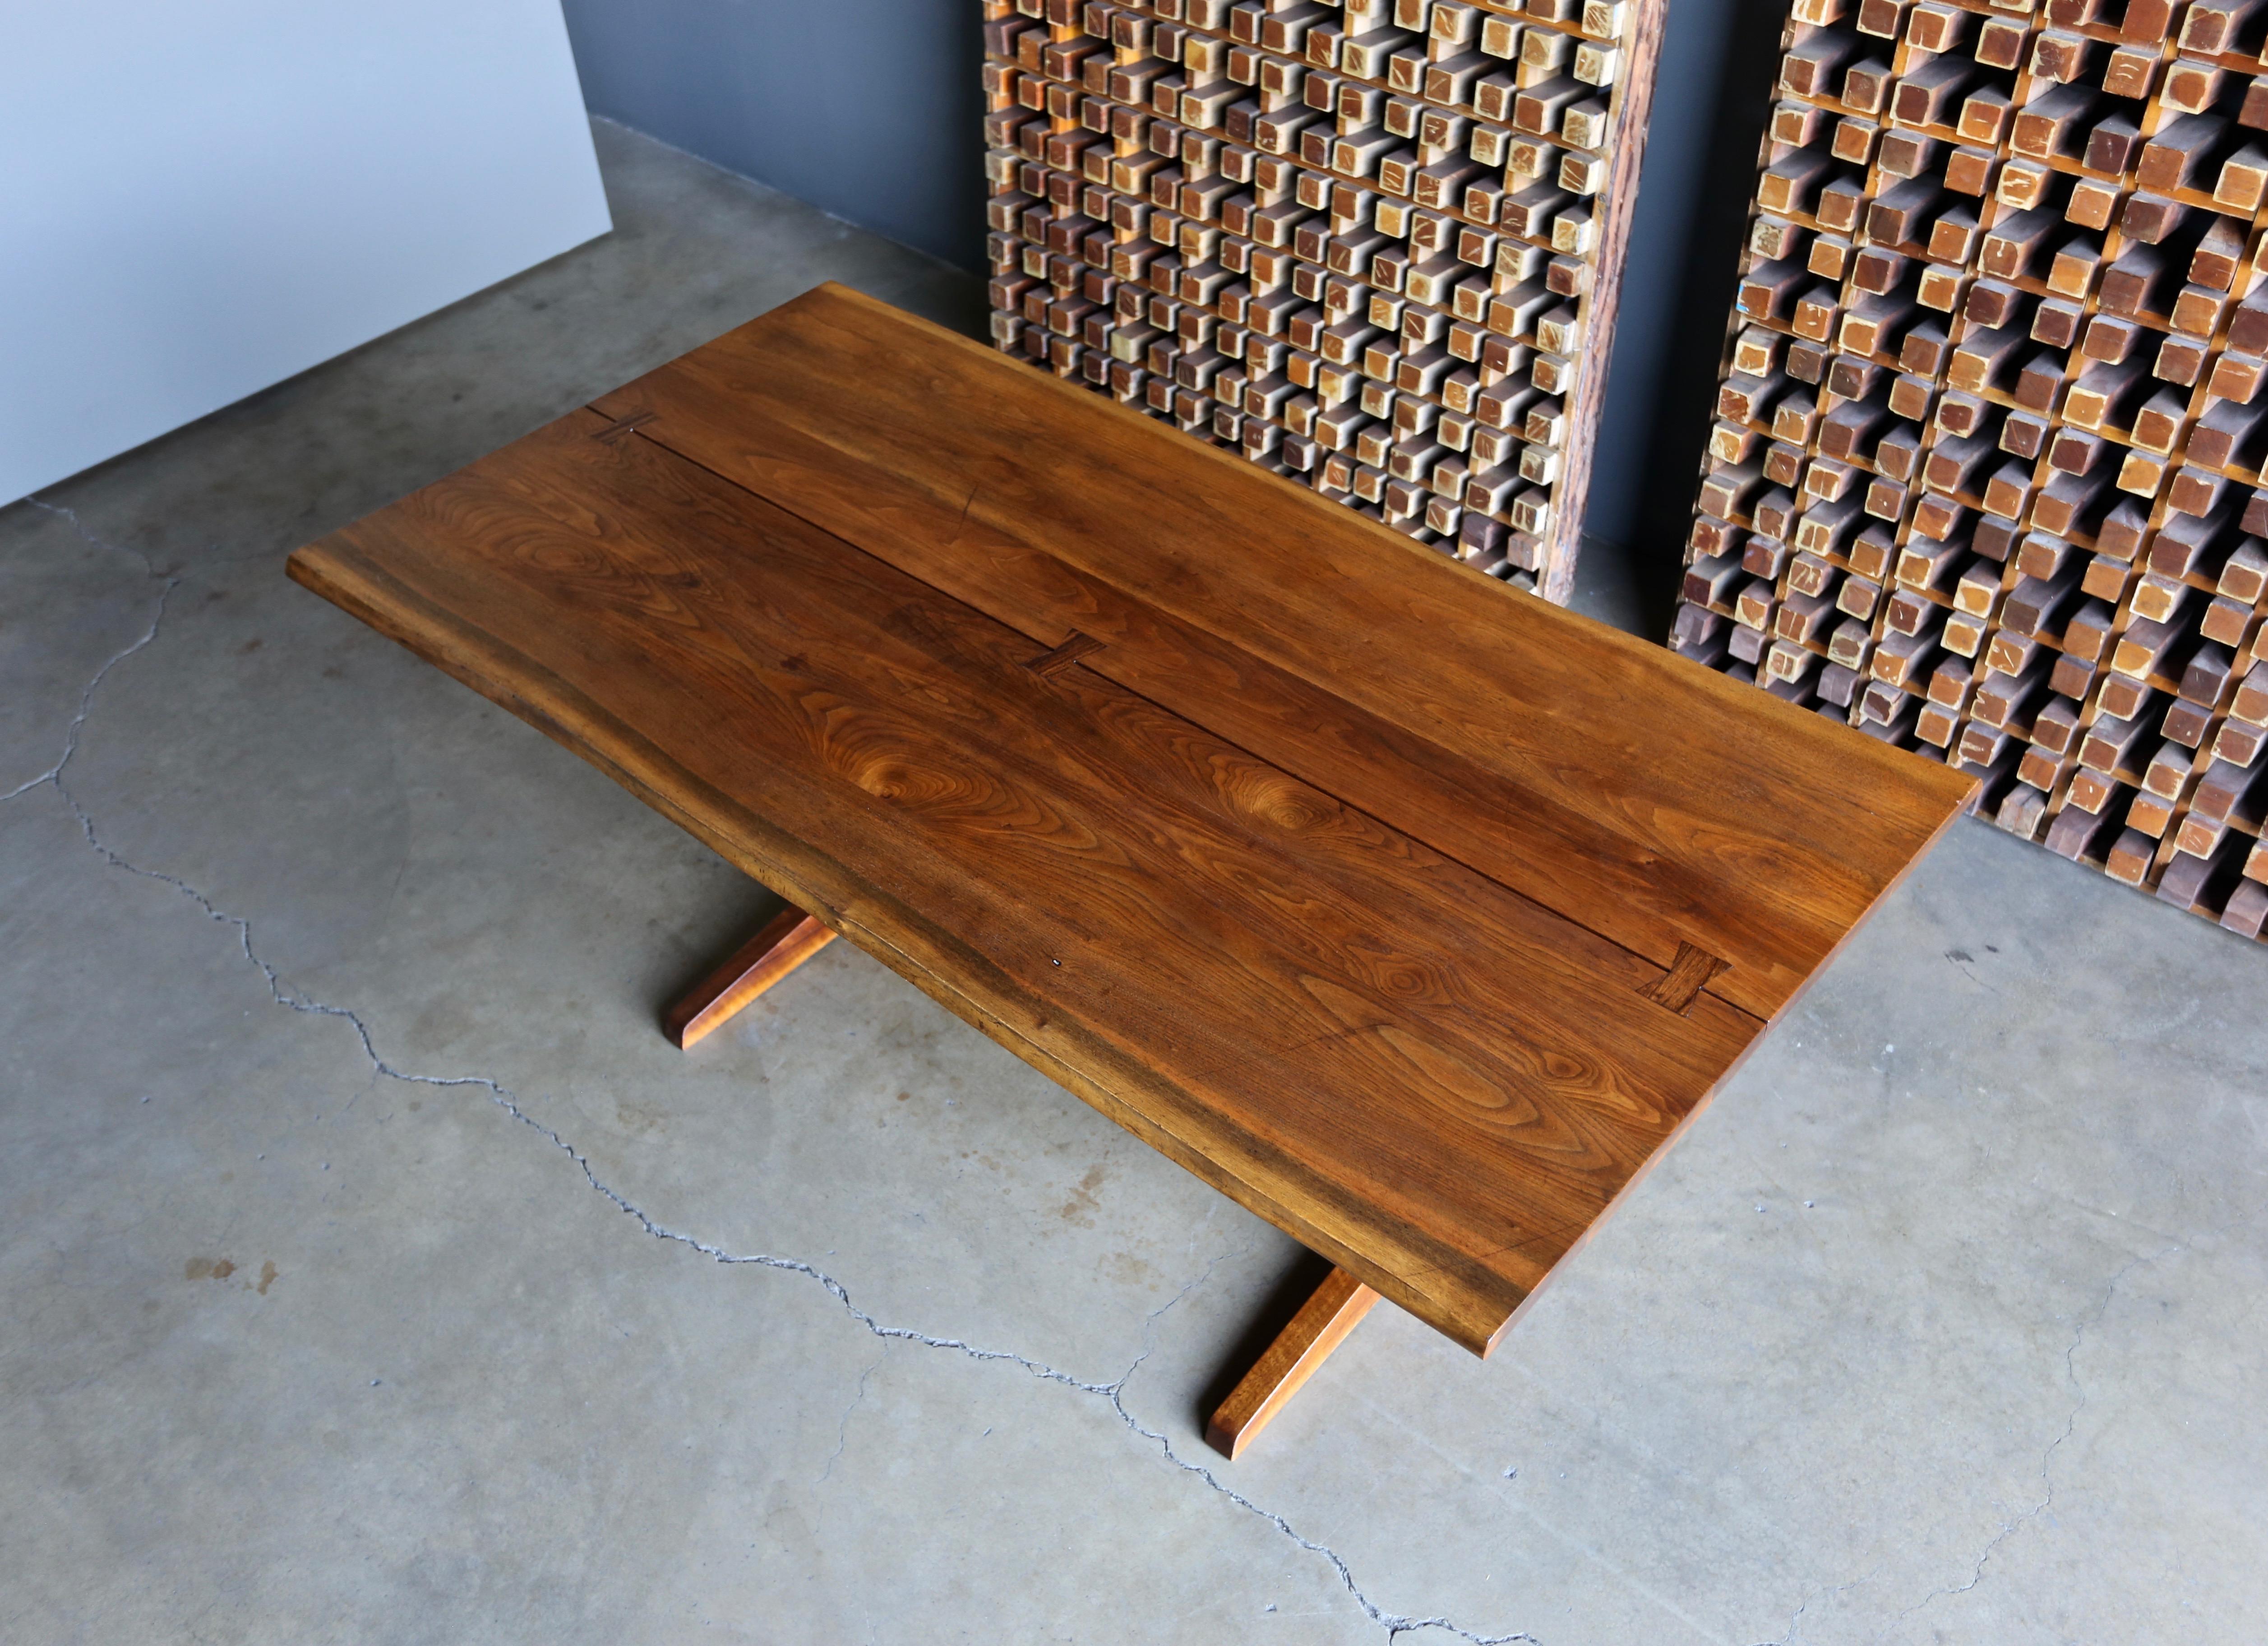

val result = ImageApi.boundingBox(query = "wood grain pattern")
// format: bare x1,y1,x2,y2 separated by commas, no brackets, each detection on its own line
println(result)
1546,0,1668,606
665,906,838,1049
591,282,1976,1022
288,292,1970,1356
1640,941,1730,1016
1205,1266,1380,1461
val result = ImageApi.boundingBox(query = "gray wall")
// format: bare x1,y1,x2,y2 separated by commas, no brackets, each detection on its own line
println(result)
557,0,1785,621
1596,0,1791,628
559,0,987,270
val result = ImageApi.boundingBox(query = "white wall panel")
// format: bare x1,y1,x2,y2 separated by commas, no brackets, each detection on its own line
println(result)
1,2,611,502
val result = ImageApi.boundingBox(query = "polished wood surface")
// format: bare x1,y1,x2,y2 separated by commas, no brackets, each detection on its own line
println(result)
289,284,1972,1356
665,906,838,1050
586,284,1974,1022
1205,1267,1379,1462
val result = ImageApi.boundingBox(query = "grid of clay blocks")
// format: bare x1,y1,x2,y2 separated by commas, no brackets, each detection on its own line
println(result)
981,0,1652,603
1669,0,2268,939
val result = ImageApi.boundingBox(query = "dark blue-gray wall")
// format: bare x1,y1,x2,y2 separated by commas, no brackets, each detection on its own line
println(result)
560,0,988,270
558,0,1784,622
1595,0,1789,627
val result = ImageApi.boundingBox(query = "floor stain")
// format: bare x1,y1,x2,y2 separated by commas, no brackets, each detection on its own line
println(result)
1099,1250,1158,1289
1058,1164,1106,1227
257,1261,279,1295
185,1257,235,1281
615,1099,668,1136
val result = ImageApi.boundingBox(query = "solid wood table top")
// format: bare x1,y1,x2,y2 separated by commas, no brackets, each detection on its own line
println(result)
289,283,1974,1355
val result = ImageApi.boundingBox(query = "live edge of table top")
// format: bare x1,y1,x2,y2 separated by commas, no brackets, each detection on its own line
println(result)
288,282,1974,1357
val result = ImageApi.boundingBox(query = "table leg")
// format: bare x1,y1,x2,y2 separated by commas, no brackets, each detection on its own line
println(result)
1204,1264,1379,1459
664,905,837,1049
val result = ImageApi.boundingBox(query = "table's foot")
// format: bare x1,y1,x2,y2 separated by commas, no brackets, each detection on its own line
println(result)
1204,1264,1379,1459
664,905,837,1049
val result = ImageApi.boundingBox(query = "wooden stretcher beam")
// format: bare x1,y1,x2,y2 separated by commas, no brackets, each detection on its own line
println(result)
1205,1264,1380,1460
665,906,837,1049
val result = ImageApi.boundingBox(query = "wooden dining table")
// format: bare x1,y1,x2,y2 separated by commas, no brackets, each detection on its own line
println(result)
289,282,1974,1455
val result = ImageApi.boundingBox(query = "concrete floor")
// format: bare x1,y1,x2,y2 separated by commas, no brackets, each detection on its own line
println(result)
5,118,2265,1645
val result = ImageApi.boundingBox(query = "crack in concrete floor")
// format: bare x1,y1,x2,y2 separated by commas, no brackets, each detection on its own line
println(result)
1749,1214,2248,1646
1747,1562,1885,1646
818,1351,887,1485
1890,1237,2192,1632
11,500,1542,1646
2,499,177,805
